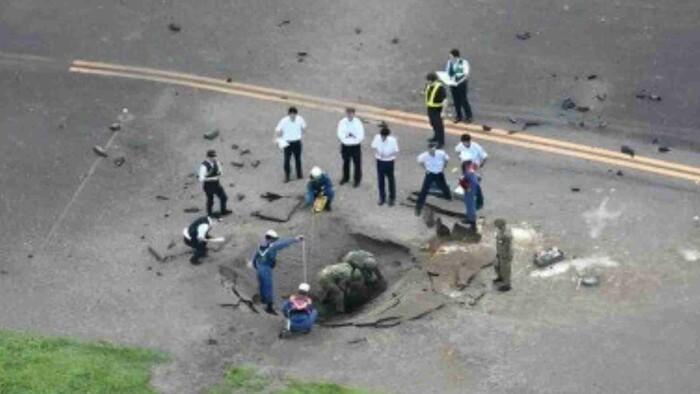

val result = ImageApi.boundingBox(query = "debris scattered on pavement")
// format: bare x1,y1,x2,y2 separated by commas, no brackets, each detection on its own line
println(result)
167,23,181,33
347,337,367,345
251,160,261,168
27,254,33,259
587,74,598,80
508,116,518,124
167,240,176,250
635,90,662,101
236,193,246,201
482,125,492,131
508,130,518,135
156,272,163,276
354,27,362,34
658,146,670,153
109,123,121,131
576,106,590,113
93,145,108,157
183,207,200,213
516,31,531,40
596,94,607,101
226,77,232,83
616,170,624,176
260,192,284,202
230,161,244,168
532,256,619,278
113,156,125,167
277,20,290,27
231,144,239,150
147,246,166,262
620,145,635,157
651,138,659,144
649,94,662,101
0,270,7,275
297,51,308,58
205,339,218,345
571,187,581,192
155,195,169,201
59,123,66,129
561,98,577,110
203,129,219,140
523,120,541,130
533,247,565,268
391,37,400,44
240,149,251,155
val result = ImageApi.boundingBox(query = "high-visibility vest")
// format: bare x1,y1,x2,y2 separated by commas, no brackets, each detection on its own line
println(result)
425,82,444,108
448,59,466,80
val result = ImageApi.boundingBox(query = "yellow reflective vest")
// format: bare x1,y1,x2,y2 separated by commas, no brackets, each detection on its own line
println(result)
425,82,444,108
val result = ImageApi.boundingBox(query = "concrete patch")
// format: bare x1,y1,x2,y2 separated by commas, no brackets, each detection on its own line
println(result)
582,197,623,239
678,248,700,262
531,256,620,278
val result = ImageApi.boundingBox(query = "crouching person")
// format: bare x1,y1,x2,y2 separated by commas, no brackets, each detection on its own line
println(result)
305,166,335,212
281,283,318,335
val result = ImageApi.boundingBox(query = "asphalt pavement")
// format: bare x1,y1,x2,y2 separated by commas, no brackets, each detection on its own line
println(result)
1,1,699,393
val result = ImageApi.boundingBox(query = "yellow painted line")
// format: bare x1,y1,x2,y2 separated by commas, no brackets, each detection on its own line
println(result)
69,61,700,184
73,60,700,178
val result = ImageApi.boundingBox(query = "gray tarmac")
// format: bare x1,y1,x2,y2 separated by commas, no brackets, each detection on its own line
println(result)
1,1,699,393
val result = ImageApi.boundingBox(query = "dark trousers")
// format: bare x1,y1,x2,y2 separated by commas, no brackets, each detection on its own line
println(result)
450,81,473,120
427,107,445,147
184,237,207,261
203,181,227,217
283,140,303,180
340,144,362,184
416,172,452,211
376,160,396,203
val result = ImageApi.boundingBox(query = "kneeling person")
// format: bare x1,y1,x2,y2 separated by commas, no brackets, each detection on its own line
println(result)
281,283,318,334
183,216,222,265
305,166,335,211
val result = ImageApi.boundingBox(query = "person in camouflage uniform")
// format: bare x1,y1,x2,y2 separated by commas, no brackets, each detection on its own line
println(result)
317,250,386,312
494,218,512,292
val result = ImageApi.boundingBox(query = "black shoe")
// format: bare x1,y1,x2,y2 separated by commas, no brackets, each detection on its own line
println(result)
265,306,278,315
325,203,332,211
297,175,303,180
339,179,349,185
190,256,201,265
378,200,385,206
492,278,503,285
220,209,233,216
465,118,473,124
284,178,290,184
426,137,436,142
353,182,360,188
453,118,463,123
414,208,421,217
497,284,511,292
388,200,395,207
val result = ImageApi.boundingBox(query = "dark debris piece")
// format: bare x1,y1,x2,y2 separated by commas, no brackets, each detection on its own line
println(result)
596,94,607,101
93,145,108,157
184,207,200,213
516,31,531,40
658,146,670,153
561,98,576,110
391,37,400,44
482,125,492,132
113,156,126,167
109,123,121,131
167,23,181,32
236,193,246,201
620,145,635,158
155,195,170,201
251,160,261,168
576,106,590,113
523,120,541,130
571,187,581,192
587,74,598,80
231,161,244,168
203,129,219,140
231,144,239,150
355,27,362,34
240,149,251,155
205,339,218,345
508,116,518,124
616,170,624,177
226,77,232,83
277,20,290,27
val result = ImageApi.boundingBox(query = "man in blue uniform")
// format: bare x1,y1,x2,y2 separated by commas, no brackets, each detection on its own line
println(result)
250,230,304,314
281,283,318,335
305,166,335,211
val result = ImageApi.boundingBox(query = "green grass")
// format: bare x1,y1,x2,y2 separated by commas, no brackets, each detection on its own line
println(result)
207,366,378,394
0,330,167,394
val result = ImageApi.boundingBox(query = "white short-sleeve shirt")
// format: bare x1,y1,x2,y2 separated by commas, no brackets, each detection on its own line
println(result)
275,115,307,141
371,135,399,161
417,150,449,173
455,141,487,165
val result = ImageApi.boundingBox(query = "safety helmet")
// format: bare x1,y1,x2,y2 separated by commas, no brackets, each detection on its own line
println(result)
298,283,311,292
265,229,279,239
310,166,322,178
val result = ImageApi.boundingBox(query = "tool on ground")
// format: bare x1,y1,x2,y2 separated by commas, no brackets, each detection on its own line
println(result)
313,194,327,213
208,237,226,243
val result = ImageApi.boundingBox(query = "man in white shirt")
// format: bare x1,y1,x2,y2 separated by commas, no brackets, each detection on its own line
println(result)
371,124,399,206
454,133,488,168
415,142,452,216
199,149,231,217
275,107,307,182
445,48,473,123
337,107,365,187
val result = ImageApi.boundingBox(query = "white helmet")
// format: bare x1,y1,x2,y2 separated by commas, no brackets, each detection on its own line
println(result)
265,229,279,239
298,283,311,292
459,150,475,162
310,166,322,178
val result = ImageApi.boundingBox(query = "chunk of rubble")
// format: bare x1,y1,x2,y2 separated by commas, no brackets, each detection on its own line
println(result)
436,218,450,238
523,120,541,130
561,98,576,110
93,145,108,157
167,23,181,32
516,31,531,40
230,161,244,168
533,247,565,268
620,145,635,157
113,156,125,167
109,123,121,131
203,129,219,140
580,275,600,287
658,146,670,153
183,207,200,213
252,196,302,222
